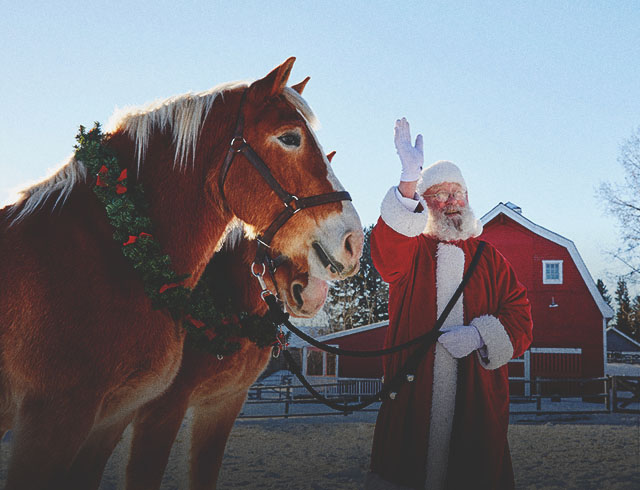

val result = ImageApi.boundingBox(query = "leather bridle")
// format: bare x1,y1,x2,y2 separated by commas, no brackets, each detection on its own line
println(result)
219,88,352,271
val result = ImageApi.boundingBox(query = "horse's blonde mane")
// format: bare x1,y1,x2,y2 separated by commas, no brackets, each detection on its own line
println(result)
8,80,319,224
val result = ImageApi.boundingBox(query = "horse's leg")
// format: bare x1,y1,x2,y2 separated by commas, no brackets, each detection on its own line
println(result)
189,392,247,490
126,398,190,490
4,394,96,490
64,412,135,490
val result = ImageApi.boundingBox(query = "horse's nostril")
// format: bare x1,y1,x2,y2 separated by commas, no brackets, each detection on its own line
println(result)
345,234,353,255
292,283,304,306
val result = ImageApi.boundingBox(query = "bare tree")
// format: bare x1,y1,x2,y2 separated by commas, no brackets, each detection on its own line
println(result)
599,126,640,281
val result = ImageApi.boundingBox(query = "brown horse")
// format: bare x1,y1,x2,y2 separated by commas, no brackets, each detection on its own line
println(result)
120,232,328,490
0,58,362,490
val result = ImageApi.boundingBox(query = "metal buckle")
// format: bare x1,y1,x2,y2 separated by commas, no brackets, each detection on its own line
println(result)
230,136,246,152
284,195,301,213
251,261,266,277
272,328,288,358
256,237,271,248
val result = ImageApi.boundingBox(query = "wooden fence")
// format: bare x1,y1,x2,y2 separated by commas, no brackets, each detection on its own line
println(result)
238,376,640,419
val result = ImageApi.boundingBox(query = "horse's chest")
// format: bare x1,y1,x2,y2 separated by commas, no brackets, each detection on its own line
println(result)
98,332,184,422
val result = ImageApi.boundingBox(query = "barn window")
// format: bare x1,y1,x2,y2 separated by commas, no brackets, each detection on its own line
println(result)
304,347,338,377
306,350,324,376
542,260,563,284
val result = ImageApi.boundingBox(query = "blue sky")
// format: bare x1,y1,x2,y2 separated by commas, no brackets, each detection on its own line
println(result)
2,1,639,294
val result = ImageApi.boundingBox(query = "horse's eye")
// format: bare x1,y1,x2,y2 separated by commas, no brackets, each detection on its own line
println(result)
278,132,301,147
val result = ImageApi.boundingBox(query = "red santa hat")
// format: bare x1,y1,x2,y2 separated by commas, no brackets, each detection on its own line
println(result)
417,160,467,196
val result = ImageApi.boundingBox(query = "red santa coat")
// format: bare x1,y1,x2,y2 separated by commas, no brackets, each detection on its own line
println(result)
367,188,533,490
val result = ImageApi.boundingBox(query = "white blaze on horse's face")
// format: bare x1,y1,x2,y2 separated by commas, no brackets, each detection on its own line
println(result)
265,118,364,280
225,58,364,282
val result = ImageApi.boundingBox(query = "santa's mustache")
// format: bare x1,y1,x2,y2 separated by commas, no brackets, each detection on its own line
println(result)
440,205,463,216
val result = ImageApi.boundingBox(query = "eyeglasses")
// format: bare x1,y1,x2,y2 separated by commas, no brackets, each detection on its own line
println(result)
424,190,467,202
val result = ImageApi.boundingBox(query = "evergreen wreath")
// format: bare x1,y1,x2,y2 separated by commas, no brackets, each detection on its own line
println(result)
75,123,283,356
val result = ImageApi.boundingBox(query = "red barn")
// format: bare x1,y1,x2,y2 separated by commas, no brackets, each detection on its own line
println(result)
296,202,614,387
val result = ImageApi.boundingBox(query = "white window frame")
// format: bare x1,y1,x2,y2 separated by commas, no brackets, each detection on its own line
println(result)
542,260,563,284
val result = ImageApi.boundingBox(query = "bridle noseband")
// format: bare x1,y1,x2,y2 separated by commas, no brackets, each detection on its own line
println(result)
219,88,352,269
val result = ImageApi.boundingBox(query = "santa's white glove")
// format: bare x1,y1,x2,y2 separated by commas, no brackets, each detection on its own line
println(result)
438,325,484,359
394,117,424,182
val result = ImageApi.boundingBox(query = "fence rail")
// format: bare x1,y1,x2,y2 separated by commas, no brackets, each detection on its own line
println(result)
237,375,640,419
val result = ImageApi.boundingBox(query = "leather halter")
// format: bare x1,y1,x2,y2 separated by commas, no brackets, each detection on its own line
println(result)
219,88,352,267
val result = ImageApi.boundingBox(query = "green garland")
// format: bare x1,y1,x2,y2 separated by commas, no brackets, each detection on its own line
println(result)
75,123,282,356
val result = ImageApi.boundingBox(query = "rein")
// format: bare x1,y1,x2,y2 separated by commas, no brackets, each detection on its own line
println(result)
219,88,352,267
261,241,487,413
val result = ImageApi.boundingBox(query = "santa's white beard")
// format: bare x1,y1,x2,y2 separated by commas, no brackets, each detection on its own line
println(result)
424,204,483,242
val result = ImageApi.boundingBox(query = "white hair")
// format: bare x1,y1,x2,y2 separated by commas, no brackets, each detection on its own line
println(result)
423,203,483,242
8,81,319,224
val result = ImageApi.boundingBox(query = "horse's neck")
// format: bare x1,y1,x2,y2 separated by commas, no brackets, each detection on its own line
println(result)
105,131,232,288
206,243,268,317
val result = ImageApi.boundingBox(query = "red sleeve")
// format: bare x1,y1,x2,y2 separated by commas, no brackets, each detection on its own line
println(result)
471,245,533,368
370,217,419,284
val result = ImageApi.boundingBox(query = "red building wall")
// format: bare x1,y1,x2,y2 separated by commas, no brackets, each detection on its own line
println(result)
481,215,604,377
330,210,606,380
332,327,387,378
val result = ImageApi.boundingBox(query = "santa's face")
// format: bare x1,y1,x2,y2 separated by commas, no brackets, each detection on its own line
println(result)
423,182,468,230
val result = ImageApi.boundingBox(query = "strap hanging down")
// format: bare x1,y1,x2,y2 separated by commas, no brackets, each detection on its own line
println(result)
279,241,487,413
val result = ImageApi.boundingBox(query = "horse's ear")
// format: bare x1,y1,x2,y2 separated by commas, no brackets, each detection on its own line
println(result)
291,77,310,95
327,151,336,163
250,57,296,100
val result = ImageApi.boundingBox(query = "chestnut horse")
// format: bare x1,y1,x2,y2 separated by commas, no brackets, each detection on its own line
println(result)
0,58,362,489
121,232,328,490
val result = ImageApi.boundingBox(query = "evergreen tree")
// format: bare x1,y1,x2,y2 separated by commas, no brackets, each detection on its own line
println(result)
596,279,612,306
325,225,389,331
614,278,632,336
630,295,640,342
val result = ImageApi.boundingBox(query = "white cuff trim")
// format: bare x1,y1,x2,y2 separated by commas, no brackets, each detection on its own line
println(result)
470,315,514,370
380,186,427,237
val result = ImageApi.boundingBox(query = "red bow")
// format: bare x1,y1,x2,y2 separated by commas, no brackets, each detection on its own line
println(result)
159,283,180,294
185,314,206,329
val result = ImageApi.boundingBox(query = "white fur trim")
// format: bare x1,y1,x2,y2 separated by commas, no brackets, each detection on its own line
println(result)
425,243,464,490
364,472,414,490
380,187,428,237
417,160,467,195
470,315,514,370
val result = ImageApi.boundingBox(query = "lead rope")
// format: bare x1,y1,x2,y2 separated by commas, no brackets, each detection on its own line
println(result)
260,241,486,413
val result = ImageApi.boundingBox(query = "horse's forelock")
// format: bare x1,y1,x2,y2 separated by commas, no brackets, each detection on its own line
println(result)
282,87,320,131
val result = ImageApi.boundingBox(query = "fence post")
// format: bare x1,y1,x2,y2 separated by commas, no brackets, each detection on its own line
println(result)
535,377,542,413
606,376,612,413
284,384,291,418
611,376,617,413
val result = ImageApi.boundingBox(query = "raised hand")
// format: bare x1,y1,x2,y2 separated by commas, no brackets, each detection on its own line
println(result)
394,117,424,182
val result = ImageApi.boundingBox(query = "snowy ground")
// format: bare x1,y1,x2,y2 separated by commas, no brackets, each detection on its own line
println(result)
2,405,638,489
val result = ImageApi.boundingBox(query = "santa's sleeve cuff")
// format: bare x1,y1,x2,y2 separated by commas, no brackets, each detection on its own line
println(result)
470,315,514,370
379,187,427,237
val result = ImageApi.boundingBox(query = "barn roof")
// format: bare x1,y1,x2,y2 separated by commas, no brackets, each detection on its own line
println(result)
289,320,389,348
606,327,640,352
481,202,614,320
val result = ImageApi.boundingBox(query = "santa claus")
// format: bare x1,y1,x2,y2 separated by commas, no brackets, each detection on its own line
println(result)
365,118,533,490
